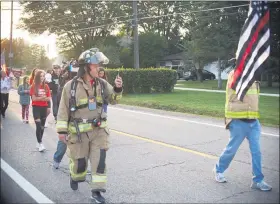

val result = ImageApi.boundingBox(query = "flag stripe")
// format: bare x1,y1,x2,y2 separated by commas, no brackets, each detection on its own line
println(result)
234,13,260,80
238,45,270,99
235,13,258,58
237,40,269,97
235,28,270,93
231,10,269,89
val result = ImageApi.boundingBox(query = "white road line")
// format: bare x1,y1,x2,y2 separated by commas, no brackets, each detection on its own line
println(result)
110,107,279,137
1,158,54,204
174,87,279,97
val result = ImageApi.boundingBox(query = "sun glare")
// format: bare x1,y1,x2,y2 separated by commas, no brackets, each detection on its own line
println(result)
1,1,58,59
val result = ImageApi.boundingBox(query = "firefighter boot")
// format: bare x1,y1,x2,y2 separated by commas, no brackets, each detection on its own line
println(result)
91,191,105,204
70,177,78,190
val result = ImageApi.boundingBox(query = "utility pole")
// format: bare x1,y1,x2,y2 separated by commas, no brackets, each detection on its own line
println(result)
9,0,14,69
132,0,139,69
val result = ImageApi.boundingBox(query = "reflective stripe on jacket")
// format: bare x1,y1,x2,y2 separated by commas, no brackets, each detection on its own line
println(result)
225,70,260,127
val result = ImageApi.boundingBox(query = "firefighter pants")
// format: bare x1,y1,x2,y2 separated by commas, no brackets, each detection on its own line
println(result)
66,127,110,192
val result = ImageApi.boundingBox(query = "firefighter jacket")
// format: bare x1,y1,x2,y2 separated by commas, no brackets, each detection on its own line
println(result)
225,70,260,128
56,77,122,134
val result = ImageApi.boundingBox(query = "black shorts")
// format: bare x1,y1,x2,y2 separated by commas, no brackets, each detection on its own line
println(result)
32,106,47,120
47,101,51,108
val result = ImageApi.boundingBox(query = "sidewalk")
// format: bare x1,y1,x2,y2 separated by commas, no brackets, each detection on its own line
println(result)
174,86,279,97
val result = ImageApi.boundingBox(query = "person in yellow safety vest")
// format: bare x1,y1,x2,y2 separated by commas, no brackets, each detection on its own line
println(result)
56,48,123,203
213,70,272,191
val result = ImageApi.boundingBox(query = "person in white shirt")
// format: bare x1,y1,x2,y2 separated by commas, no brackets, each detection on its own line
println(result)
1,71,12,118
44,70,52,128
45,71,52,83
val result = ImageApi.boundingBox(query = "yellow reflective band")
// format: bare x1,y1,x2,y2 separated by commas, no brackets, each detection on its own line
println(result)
116,95,122,100
99,120,108,128
96,96,103,103
232,89,258,95
92,174,107,183
68,123,93,134
225,111,260,118
112,93,122,101
77,98,88,106
69,158,87,180
56,121,68,129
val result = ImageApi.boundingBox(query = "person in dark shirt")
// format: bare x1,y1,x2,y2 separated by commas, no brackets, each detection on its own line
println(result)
53,62,77,169
49,65,60,121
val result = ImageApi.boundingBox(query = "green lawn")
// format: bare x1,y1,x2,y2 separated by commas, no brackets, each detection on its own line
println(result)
176,80,280,94
120,90,279,127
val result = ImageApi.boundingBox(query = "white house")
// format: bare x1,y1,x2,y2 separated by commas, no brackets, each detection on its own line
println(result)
157,52,232,79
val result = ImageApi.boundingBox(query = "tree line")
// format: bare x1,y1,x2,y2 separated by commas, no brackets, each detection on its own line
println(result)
1,38,53,71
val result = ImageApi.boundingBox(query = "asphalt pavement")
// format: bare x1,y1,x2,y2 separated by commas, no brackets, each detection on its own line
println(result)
1,90,279,203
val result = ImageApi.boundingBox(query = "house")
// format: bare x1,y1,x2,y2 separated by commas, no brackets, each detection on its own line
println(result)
156,52,186,68
157,52,231,80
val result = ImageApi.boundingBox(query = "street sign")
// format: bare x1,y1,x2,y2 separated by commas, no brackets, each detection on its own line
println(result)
9,53,14,58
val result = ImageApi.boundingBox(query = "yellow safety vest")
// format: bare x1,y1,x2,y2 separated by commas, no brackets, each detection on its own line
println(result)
225,82,260,119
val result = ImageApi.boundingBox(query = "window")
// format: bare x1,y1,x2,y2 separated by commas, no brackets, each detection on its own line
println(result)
172,60,180,65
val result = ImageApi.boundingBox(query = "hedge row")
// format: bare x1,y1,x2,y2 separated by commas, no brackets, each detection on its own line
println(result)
105,68,177,94
16,68,177,94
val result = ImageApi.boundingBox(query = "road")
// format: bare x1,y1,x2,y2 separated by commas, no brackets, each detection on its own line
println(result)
1,90,279,203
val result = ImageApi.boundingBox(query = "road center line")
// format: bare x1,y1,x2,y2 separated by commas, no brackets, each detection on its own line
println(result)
1,158,54,204
110,107,279,137
111,129,279,172
111,129,218,159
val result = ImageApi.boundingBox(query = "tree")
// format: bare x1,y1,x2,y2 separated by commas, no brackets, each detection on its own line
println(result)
19,1,126,56
138,32,168,68
181,1,248,83
1,38,30,68
1,38,52,71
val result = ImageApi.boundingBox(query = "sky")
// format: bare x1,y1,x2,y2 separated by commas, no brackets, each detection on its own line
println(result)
1,1,58,59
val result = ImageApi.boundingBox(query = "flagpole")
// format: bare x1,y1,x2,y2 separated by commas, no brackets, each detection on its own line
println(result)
9,0,14,70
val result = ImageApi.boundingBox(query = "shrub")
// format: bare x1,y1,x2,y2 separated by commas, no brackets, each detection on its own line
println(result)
106,68,177,94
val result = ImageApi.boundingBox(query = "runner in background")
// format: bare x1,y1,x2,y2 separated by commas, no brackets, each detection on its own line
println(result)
0,70,12,118
53,61,78,169
44,70,52,128
17,76,31,123
49,65,60,121
30,70,51,152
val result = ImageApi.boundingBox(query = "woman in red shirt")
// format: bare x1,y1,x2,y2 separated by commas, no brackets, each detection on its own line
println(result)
30,70,51,152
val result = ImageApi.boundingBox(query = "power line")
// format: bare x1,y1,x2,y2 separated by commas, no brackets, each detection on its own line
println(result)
58,4,249,35
72,11,241,36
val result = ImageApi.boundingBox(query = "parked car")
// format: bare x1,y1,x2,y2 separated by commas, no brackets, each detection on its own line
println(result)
170,65,185,79
184,69,216,81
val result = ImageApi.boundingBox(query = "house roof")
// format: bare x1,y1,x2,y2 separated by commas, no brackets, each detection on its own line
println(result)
162,52,186,61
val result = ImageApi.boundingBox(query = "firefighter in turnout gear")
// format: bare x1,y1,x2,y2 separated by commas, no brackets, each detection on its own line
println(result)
56,48,123,203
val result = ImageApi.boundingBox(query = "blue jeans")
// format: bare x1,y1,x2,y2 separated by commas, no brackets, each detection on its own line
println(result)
216,119,264,183
52,93,58,117
53,140,67,163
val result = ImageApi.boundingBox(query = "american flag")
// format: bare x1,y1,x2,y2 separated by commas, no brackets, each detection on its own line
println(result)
230,0,270,101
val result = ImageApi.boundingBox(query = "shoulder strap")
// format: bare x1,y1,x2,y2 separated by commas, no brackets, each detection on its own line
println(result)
97,78,106,103
69,76,79,112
